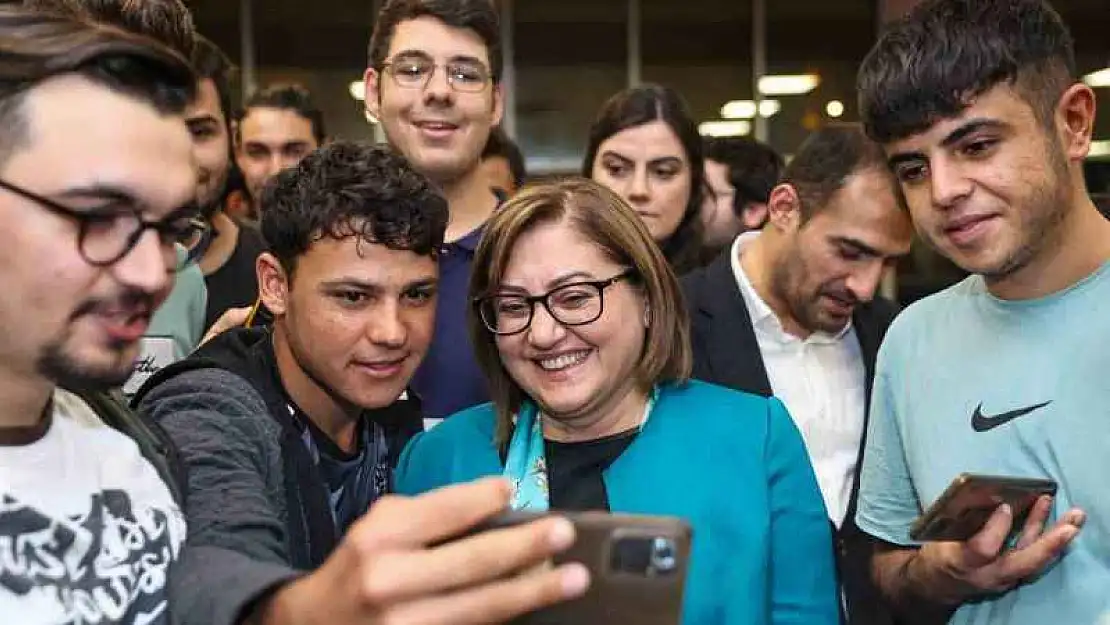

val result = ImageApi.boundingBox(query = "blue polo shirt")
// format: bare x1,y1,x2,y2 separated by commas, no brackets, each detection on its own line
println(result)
411,225,489,419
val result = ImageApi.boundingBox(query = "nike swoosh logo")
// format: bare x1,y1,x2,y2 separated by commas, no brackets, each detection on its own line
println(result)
971,401,1052,432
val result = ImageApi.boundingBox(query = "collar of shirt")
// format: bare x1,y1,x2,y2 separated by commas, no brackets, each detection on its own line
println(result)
729,232,851,345
442,189,505,254
448,224,484,253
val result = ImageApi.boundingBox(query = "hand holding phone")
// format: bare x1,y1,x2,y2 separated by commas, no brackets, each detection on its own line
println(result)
252,478,589,625
910,473,1058,542
465,511,693,625
906,473,1086,605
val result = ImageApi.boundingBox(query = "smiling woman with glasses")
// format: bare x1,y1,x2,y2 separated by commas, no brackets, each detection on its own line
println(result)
394,177,841,625
475,269,635,336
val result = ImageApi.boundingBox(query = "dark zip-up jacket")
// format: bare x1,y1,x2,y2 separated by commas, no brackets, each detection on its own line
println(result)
133,327,423,625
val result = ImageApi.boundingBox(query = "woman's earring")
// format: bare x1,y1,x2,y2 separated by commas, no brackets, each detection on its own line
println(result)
643,306,652,328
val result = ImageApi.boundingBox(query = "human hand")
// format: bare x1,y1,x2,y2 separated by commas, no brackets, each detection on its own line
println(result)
200,306,253,346
914,496,1085,604
256,477,589,625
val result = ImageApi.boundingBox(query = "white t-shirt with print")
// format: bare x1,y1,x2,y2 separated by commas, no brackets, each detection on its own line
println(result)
0,389,186,625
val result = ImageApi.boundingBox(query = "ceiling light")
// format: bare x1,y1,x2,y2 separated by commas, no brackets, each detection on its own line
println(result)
826,100,845,118
758,100,781,117
1083,68,1110,88
1089,140,1110,158
349,80,366,101
758,74,820,96
720,99,780,119
721,100,758,119
698,120,752,138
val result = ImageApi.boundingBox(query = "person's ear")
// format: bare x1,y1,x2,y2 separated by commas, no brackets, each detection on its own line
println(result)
1055,83,1096,162
257,252,290,316
765,184,803,234
491,82,505,125
364,67,383,123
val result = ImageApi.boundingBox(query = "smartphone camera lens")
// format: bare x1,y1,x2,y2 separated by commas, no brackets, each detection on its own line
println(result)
610,535,679,577
649,537,677,574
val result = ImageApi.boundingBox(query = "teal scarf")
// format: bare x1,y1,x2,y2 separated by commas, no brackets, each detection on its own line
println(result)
503,388,658,511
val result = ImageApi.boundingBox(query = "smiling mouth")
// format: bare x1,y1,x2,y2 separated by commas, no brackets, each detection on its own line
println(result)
415,121,458,131
536,350,591,372
945,213,993,232
942,214,996,245
97,310,152,342
353,357,406,376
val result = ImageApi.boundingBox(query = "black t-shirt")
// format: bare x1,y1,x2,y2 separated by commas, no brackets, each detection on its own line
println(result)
545,430,637,511
204,223,268,330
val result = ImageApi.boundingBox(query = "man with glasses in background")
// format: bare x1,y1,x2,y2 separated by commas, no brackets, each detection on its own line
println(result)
0,8,199,620
364,0,505,422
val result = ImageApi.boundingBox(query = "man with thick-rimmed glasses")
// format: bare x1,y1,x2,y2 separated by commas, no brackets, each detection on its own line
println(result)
363,0,508,423
0,7,198,622
25,0,214,397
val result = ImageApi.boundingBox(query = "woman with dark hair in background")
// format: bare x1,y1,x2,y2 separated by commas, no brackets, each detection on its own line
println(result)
583,84,707,275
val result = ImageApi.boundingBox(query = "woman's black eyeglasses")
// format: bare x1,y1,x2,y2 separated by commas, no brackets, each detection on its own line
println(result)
475,269,636,336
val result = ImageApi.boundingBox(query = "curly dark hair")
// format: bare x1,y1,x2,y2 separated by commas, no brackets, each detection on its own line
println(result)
260,141,449,276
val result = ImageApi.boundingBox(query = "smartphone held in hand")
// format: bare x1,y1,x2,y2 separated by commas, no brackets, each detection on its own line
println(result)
469,511,693,625
910,473,1058,542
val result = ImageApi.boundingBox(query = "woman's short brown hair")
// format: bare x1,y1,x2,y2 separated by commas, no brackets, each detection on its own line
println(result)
469,177,693,445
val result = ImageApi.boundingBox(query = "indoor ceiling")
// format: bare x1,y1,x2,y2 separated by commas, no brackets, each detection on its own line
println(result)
189,0,1110,72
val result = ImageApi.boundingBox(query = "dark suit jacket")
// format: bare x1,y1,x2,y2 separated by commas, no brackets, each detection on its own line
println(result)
681,249,900,625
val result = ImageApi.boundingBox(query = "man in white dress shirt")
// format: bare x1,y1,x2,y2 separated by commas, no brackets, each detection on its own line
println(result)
683,124,914,625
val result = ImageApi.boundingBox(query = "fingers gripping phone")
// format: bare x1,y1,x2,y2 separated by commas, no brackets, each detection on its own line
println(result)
909,473,1058,542
475,511,693,625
